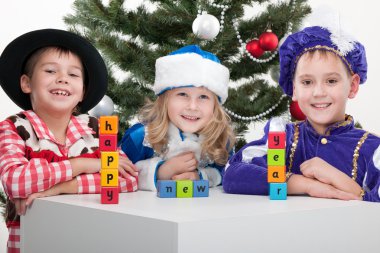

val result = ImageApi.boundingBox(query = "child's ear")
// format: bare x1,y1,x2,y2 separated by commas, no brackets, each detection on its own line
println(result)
348,74,360,99
20,74,32,94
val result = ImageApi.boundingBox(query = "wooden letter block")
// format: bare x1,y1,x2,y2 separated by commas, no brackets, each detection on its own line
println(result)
101,187,119,204
99,116,118,135
267,166,286,183
176,180,193,198
157,180,177,198
101,152,119,169
267,149,285,166
99,134,117,152
101,169,118,187
268,132,286,149
269,183,287,200
193,180,209,197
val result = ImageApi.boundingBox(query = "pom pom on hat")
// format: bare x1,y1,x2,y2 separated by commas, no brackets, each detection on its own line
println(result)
153,45,229,103
279,26,367,97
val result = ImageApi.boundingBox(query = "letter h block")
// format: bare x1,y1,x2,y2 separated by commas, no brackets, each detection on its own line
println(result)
99,116,118,135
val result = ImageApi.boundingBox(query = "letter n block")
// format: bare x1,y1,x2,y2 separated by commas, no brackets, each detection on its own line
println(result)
99,134,117,152
101,152,119,169
101,187,119,204
176,180,193,198
268,132,286,149
157,180,177,198
267,149,285,166
269,183,287,200
268,166,286,183
101,169,118,187
193,180,209,197
99,116,118,135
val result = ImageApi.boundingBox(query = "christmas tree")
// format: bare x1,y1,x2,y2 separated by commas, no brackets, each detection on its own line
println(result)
64,0,311,148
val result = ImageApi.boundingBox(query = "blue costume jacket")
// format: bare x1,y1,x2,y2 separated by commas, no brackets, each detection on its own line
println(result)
120,123,225,191
223,116,380,202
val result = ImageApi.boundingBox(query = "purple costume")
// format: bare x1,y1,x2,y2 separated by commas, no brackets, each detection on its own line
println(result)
223,116,380,202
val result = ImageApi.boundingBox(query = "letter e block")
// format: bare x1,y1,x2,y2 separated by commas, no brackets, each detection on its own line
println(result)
101,169,118,187
99,116,118,135
101,152,119,169
157,180,177,198
269,183,287,200
99,134,117,152
176,180,193,198
268,132,286,149
268,166,286,183
193,180,209,197
267,149,285,166
101,187,119,204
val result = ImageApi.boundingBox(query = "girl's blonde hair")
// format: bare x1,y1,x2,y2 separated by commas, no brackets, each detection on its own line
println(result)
139,92,235,165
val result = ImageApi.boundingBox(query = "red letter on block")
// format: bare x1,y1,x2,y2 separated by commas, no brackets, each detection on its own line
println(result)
268,132,286,149
99,134,117,152
101,187,119,204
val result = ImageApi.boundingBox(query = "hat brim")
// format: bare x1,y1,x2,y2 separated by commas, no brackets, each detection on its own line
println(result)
0,29,107,113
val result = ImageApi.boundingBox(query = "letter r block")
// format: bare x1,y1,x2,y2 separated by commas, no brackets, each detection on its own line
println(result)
157,180,177,198
101,152,119,169
101,169,118,187
268,166,286,183
99,134,117,152
176,180,193,198
267,149,285,166
101,187,119,204
99,116,118,135
268,132,286,149
269,183,287,200
193,180,209,197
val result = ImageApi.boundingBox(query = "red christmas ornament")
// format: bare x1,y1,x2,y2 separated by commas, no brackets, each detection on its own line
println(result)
290,101,306,121
259,29,278,51
245,39,264,58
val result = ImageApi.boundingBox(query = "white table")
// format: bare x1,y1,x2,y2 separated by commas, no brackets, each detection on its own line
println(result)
21,187,380,253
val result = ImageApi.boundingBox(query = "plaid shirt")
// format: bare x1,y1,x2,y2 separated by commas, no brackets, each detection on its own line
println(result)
0,110,137,252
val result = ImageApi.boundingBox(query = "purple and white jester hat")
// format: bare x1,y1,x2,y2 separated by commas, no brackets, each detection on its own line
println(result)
153,45,229,103
279,26,367,96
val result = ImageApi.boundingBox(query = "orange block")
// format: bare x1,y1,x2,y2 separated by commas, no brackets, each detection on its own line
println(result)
268,166,286,183
99,116,118,135
101,151,119,169
101,169,119,187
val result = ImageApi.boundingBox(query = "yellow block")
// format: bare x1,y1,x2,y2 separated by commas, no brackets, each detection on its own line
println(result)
99,116,119,135
268,166,286,183
101,152,119,169
101,169,119,187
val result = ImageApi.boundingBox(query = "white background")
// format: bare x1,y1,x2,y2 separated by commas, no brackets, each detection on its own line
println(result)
0,0,379,251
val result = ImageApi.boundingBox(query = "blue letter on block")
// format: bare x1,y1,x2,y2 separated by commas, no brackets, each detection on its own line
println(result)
193,180,209,197
157,180,176,198
269,183,287,200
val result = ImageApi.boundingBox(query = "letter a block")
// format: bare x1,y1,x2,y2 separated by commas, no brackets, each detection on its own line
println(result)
99,116,118,135
101,187,119,204
193,180,209,197
268,166,286,183
99,134,118,152
101,169,118,187
269,183,287,200
267,149,285,166
176,180,193,198
157,180,177,198
268,132,286,149
101,152,119,169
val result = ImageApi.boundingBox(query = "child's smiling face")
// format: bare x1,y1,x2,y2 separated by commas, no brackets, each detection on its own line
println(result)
20,48,84,116
167,86,216,133
292,51,360,134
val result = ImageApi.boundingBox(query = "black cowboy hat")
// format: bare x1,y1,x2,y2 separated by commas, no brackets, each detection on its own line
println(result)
0,29,108,113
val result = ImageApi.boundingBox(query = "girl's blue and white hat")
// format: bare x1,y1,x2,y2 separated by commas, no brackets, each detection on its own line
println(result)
153,45,229,104
279,26,367,96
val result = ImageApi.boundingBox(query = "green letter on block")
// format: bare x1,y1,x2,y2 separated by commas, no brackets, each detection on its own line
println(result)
176,180,193,198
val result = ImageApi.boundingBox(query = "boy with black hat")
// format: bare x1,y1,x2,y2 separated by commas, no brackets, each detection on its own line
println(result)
223,25,380,202
0,29,138,252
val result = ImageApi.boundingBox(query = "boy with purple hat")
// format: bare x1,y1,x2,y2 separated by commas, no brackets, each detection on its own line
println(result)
223,25,380,202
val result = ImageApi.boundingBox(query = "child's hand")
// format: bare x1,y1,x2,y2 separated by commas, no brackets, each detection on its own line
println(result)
172,171,200,181
69,158,101,176
157,152,198,180
118,156,139,177
306,179,361,201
